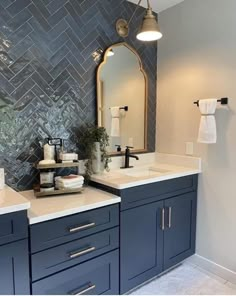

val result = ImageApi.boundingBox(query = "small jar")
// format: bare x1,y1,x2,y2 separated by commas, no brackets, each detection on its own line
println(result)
40,183,54,192
44,143,55,160
40,170,54,185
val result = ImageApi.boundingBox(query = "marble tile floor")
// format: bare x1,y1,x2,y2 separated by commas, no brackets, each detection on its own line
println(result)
129,263,236,295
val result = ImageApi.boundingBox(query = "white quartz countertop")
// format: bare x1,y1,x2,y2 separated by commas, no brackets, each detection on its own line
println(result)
20,187,121,224
0,185,30,215
91,153,202,190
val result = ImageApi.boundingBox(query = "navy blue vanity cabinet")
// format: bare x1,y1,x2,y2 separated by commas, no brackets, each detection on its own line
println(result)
120,201,164,294
0,211,30,295
119,175,198,294
163,192,197,269
30,204,120,295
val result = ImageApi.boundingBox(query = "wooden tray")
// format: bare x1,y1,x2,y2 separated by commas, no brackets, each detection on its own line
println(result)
35,187,84,198
36,162,80,170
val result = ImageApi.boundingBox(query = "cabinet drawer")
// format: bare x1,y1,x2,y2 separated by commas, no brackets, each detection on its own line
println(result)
30,204,119,253
32,250,119,295
121,175,198,210
31,227,119,281
0,211,28,246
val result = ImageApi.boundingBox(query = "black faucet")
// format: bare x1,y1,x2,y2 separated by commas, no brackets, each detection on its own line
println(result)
121,146,139,169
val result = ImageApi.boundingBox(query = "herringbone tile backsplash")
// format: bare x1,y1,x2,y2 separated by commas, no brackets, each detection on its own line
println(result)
0,0,157,190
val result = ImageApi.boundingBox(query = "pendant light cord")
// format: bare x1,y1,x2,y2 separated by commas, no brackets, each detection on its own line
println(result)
127,0,143,26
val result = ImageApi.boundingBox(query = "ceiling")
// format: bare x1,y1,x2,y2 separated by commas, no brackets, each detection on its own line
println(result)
127,0,185,13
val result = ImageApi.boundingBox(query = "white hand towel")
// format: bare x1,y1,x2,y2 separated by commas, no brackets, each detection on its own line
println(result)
55,175,84,185
110,107,120,137
197,99,217,144
56,184,83,190
56,180,84,186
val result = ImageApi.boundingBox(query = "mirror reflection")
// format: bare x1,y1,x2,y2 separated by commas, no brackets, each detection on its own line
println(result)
97,43,148,154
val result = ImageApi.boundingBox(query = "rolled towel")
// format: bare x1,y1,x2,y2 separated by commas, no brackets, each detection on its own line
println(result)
56,184,83,190
55,178,84,184
110,107,120,137
197,99,217,144
55,180,84,187
55,175,84,185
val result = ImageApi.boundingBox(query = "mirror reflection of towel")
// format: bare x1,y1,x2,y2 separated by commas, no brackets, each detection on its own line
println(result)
110,107,120,137
198,99,217,144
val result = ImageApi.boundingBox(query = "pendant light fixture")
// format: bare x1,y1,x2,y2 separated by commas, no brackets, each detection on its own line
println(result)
116,0,162,42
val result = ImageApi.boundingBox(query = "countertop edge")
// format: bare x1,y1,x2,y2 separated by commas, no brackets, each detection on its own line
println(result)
0,202,31,216
29,197,121,225
91,170,201,189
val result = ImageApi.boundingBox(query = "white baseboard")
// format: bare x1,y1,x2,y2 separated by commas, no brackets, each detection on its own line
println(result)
187,254,236,284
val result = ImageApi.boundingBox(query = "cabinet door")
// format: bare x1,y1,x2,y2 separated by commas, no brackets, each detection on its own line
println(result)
120,201,164,294
0,240,30,295
164,192,197,270
0,211,28,246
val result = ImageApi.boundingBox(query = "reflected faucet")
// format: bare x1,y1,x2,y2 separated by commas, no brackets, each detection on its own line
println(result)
121,146,139,169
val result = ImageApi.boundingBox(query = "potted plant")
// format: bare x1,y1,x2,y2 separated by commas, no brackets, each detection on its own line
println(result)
81,126,110,180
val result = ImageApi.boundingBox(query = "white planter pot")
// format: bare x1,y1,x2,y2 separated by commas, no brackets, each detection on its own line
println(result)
92,142,102,174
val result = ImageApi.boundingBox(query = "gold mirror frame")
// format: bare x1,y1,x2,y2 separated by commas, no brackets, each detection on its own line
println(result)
96,42,148,155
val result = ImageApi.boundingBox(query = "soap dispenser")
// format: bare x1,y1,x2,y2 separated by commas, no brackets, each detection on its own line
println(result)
115,145,122,153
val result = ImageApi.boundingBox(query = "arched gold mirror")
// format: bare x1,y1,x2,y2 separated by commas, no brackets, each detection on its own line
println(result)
97,42,148,154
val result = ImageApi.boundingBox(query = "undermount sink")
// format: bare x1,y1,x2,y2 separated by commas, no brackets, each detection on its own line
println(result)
121,167,171,178
96,167,172,181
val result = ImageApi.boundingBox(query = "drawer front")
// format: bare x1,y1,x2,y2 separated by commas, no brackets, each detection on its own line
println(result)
31,227,119,281
30,204,119,253
32,250,119,295
121,175,198,211
0,211,28,246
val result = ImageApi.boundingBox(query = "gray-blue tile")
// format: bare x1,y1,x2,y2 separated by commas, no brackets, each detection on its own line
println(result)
49,44,69,67
11,77,35,101
50,69,70,90
28,3,51,32
31,0,51,19
47,6,67,27
8,35,33,60
47,0,68,15
0,60,15,80
7,8,32,32
10,64,35,88
9,50,34,74
31,71,54,96
0,72,14,93
50,57,69,79
7,0,31,17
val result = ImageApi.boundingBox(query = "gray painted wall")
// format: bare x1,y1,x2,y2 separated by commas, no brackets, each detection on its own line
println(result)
158,0,236,273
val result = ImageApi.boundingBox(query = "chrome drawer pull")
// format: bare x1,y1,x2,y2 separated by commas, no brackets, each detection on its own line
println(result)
69,222,96,233
69,246,96,259
70,284,96,295
168,207,172,228
161,208,165,230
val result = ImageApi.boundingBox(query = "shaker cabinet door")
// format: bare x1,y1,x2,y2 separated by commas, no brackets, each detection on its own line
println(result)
120,201,164,294
0,240,30,295
163,192,197,270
